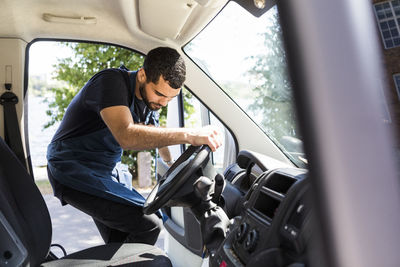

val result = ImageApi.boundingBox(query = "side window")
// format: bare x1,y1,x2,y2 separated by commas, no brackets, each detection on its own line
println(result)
182,88,236,172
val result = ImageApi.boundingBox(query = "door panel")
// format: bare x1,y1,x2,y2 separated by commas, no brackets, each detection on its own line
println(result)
158,88,237,265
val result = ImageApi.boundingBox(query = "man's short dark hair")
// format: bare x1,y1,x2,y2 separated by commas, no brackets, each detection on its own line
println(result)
143,47,186,89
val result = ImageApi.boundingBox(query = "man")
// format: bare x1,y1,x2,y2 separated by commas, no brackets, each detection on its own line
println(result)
47,47,222,245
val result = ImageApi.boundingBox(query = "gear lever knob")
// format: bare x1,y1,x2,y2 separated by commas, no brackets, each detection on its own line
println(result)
194,176,213,202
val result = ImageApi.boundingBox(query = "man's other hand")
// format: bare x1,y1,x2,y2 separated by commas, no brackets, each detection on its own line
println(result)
188,125,223,152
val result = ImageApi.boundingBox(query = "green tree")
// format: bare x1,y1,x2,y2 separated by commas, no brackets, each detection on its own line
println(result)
44,42,146,128
29,75,51,96
44,42,192,178
247,12,298,143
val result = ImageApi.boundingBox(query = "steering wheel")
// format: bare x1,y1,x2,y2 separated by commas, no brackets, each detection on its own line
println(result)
143,145,211,215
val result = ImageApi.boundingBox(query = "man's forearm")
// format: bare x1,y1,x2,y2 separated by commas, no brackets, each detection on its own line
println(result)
120,123,193,150
101,106,222,152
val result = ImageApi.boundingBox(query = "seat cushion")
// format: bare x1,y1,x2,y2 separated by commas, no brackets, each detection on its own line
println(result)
41,243,172,267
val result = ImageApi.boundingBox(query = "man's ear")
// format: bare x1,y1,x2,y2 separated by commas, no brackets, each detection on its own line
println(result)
138,68,146,83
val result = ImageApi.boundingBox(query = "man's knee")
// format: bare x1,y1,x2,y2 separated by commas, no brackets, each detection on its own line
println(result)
144,213,163,234
152,218,162,235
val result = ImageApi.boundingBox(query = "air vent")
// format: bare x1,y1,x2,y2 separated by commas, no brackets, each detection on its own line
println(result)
253,191,280,220
264,173,296,195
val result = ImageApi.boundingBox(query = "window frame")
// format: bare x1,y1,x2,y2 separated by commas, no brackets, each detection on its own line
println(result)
374,0,400,49
178,86,239,169
393,73,400,99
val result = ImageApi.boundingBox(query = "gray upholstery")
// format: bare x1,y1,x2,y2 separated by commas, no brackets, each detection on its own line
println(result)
41,243,172,267
0,138,52,266
0,137,171,266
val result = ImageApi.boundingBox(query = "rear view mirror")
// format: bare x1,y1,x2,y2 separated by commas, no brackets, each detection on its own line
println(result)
232,0,276,17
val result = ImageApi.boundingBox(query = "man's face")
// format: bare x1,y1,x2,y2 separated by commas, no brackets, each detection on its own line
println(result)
139,74,181,111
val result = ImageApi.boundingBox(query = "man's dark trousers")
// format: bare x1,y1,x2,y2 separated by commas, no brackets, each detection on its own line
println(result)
61,186,162,245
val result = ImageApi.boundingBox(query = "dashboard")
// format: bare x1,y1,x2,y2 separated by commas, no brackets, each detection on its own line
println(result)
211,150,310,267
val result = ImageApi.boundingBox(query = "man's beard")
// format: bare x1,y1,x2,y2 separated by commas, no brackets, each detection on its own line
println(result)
139,84,162,111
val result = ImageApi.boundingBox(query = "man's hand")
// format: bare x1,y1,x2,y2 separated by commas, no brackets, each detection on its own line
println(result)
187,125,223,152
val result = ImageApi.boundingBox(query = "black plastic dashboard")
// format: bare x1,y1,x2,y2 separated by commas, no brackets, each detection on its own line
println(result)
211,151,310,267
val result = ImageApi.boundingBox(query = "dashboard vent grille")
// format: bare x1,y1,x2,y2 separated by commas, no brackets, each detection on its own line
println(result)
264,173,296,195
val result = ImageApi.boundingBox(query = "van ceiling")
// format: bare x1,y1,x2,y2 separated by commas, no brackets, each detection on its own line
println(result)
0,0,227,50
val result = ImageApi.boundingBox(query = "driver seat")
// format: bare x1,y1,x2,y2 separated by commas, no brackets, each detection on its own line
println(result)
0,136,171,267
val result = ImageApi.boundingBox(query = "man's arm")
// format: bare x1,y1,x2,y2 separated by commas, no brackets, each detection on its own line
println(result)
100,105,222,151
158,146,174,166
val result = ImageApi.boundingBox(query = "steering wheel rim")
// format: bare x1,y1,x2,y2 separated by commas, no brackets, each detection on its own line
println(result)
143,145,211,215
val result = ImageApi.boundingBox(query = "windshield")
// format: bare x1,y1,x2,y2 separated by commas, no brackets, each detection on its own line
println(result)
183,2,306,167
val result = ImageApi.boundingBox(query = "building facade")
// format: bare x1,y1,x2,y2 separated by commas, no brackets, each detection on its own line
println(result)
373,0,400,144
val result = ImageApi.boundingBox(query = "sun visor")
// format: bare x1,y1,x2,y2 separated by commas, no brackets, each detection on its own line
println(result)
138,0,199,40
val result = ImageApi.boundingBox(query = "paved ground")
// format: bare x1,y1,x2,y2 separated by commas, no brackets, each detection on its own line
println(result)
43,191,165,258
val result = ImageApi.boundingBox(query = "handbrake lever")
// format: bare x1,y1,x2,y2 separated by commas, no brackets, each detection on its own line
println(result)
212,173,225,205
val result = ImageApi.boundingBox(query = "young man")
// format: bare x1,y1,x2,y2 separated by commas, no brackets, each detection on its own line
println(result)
47,47,222,245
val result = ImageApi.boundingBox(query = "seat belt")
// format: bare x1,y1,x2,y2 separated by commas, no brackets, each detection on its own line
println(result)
0,91,27,169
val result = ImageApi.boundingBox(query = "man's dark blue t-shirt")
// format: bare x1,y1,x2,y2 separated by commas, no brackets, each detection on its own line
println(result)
47,66,159,206
52,66,159,142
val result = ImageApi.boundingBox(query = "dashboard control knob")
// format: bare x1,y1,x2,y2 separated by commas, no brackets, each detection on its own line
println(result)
244,229,258,252
235,222,248,243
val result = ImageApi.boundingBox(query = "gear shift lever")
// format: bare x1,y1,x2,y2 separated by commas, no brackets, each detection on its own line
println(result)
192,176,230,254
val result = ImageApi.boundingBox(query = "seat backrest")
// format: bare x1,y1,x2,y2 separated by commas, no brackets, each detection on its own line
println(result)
0,137,52,266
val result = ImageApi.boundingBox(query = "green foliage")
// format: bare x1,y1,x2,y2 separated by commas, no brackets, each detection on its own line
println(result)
182,89,195,123
29,75,52,97
247,12,298,142
44,86,79,128
45,42,145,128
